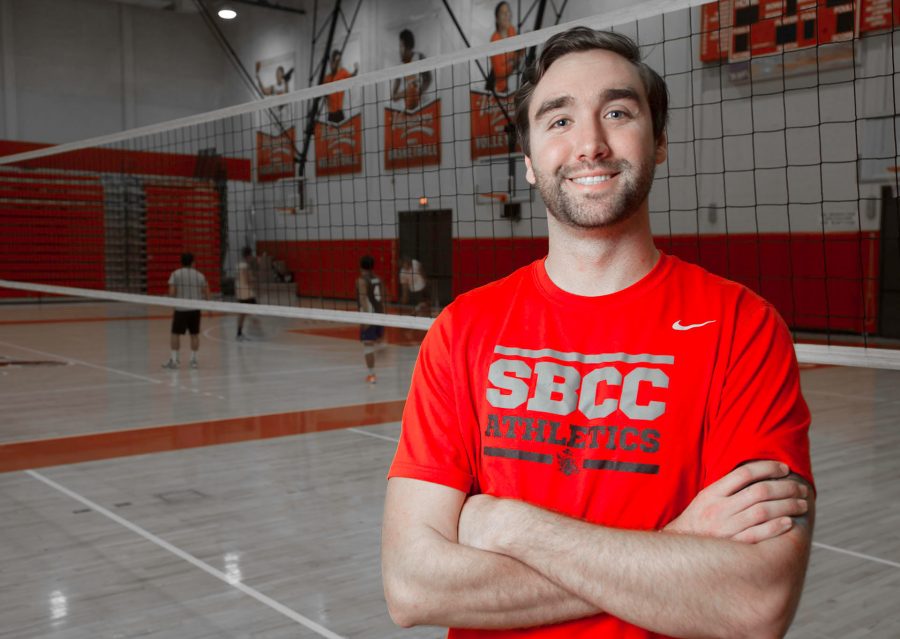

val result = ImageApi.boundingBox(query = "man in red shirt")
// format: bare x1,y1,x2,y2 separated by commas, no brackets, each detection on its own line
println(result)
323,49,357,123
382,27,815,639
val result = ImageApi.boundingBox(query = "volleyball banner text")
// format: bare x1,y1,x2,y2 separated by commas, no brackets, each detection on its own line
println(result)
314,114,363,177
255,128,296,182
469,91,520,160
384,101,441,170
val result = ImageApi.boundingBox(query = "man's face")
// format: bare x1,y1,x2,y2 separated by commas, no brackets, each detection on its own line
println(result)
399,39,412,63
523,49,666,230
331,53,341,72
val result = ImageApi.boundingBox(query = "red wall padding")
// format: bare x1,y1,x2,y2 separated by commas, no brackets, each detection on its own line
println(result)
260,231,880,333
452,237,549,296
257,239,397,302
656,232,880,333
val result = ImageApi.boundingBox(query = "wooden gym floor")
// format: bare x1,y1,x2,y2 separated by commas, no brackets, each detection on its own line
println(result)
0,301,898,638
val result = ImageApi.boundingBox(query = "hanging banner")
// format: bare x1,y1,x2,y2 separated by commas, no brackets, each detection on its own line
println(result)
384,100,441,170
469,91,519,160
315,114,363,177
256,128,295,183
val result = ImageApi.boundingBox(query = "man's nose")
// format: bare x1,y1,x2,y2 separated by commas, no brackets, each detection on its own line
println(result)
577,119,610,163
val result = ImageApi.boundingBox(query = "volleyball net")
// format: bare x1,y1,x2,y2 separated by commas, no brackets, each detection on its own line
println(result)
1,0,899,366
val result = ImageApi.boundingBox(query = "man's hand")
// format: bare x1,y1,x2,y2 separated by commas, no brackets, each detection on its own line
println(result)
664,460,809,543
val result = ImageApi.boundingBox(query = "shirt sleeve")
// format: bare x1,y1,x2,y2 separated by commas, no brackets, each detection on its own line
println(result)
703,300,814,490
388,307,475,493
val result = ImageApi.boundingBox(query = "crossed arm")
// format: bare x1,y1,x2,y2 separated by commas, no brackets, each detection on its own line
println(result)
382,460,814,637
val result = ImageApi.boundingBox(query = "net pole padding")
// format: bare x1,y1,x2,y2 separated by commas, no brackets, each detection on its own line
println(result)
0,280,432,331
0,0,708,167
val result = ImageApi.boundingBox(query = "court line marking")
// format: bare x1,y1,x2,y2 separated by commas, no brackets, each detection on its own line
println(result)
0,339,162,384
812,542,900,570
201,324,417,372
0,338,227,400
25,469,348,639
345,430,900,572
346,427,400,444
0,380,149,400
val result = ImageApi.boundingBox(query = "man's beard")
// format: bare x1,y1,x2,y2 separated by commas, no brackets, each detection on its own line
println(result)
533,155,656,230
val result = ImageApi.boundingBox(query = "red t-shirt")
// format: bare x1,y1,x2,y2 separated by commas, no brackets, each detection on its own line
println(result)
324,67,351,113
388,253,813,639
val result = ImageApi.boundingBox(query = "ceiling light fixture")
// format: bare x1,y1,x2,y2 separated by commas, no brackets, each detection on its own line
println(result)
217,6,237,19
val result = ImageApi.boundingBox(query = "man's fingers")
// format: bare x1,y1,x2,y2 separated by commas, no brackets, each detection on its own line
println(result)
732,516,794,544
729,477,808,513
735,497,808,533
705,460,792,497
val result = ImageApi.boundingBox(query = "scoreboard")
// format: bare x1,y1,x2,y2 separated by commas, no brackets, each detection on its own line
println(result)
700,0,900,63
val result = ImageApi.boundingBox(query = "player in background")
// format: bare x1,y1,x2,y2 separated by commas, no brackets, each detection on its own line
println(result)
163,253,209,370
357,255,385,384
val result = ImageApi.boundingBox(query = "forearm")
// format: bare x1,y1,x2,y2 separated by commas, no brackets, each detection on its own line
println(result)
491,503,809,639
383,528,600,629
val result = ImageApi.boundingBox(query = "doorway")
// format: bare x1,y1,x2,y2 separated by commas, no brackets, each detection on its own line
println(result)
398,209,453,307
879,186,900,338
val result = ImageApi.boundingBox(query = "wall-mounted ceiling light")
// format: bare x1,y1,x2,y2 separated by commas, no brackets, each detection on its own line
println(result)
218,6,237,19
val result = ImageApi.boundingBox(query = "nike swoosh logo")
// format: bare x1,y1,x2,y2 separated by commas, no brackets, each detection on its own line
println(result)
672,320,716,331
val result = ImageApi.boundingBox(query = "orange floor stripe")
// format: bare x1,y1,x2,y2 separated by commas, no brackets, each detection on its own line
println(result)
0,400,405,473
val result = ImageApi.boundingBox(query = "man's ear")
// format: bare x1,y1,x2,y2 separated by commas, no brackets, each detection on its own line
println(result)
655,131,668,165
524,155,536,185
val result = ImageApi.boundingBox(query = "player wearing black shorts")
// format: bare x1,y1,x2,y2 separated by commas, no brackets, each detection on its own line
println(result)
163,253,209,369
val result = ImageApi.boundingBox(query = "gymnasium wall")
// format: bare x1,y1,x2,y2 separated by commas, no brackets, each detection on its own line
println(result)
0,0,894,336
0,0,307,143
254,232,879,334
249,3,894,335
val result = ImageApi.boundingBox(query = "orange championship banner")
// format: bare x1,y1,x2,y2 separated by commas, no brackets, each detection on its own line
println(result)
384,100,441,170
314,113,363,177
470,91,520,160
256,127,296,182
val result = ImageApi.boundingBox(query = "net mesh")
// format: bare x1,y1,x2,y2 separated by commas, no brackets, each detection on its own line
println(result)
1,1,899,367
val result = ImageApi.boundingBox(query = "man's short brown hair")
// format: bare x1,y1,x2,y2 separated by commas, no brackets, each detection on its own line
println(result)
514,27,669,156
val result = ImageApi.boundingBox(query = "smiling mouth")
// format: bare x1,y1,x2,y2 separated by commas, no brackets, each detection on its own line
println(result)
569,174,617,185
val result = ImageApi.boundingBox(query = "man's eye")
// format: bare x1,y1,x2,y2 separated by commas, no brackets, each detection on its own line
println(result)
551,118,570,128
606,110,628,120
